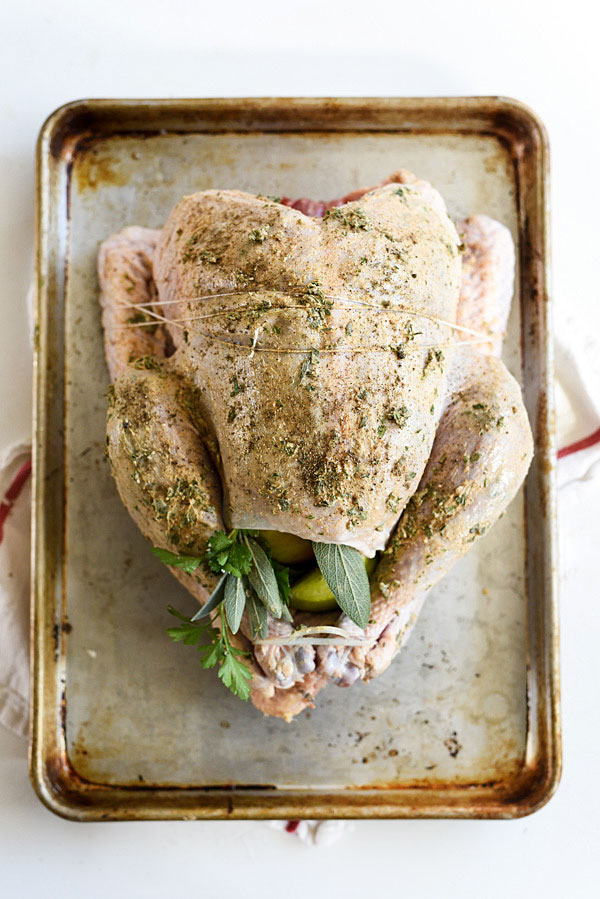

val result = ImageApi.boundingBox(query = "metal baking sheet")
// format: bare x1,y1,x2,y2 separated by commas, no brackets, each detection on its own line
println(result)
31,98,560,820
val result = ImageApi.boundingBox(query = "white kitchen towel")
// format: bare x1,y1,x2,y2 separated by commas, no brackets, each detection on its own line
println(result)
0,443,31,738
555,324,600,488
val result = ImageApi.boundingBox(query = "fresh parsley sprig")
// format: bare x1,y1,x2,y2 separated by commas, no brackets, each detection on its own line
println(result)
205,530,255,578
312,542,371,629
153,529,293,635
152,546,202,574
167,604,252,701
153,528,294,699
155,529,374,702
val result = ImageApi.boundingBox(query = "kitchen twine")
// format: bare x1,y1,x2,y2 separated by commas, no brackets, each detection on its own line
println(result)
113,289,493,354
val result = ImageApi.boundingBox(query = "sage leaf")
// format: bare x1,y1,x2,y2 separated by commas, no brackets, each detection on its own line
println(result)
280,603,294,624
224,574,246,634
311,542,371,629
245,537,283,617
272,559,292,605
246,588,269,640
190,574,227,621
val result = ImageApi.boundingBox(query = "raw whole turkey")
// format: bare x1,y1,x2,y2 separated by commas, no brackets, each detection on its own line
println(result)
98,170,533,721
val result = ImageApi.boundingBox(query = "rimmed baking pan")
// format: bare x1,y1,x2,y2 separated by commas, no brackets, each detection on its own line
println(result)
31,97,559,820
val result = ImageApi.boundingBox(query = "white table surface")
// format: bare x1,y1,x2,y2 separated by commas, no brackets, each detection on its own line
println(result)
1,0,599,895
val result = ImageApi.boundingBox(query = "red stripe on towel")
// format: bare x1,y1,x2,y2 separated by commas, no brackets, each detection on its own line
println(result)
558,426,600,459
0,458,32,543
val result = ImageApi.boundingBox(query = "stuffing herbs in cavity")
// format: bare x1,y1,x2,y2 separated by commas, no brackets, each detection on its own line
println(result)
153,529,293,700
153,529,373,700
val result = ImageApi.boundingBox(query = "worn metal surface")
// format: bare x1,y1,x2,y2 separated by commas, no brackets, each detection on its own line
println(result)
31,98,560,820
